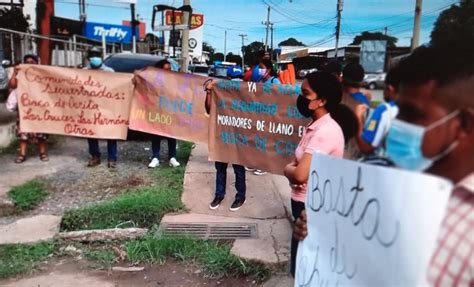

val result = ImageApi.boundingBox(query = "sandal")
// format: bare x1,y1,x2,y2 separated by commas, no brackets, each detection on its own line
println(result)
15,155,26,164
39,153,49,162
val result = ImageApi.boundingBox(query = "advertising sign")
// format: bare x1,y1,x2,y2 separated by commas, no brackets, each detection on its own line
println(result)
84,22,137,44
51,16,83,37
163,10,204,58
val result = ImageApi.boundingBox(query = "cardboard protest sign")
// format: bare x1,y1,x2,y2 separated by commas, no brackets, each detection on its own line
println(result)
295,154,453,286
17,64,133,140
208,80,309,175
129,67,209,144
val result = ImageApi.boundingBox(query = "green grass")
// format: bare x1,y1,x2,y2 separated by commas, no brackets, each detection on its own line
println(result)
60,141,194,231
8,180,48,211
126,234,270,281
83,248,118,269
0,242,56,278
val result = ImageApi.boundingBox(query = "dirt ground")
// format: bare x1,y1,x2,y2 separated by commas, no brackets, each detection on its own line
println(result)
1,257,258,287
1,136,261,286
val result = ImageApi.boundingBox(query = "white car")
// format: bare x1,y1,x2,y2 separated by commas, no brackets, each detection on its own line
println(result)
363,73,386,90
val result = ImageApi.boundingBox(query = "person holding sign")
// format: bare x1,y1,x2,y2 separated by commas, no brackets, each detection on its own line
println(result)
84,47,117,168
148,59,180,168
205,69,247,212
294,45,474,286
7,54,49,163
284,71,358,276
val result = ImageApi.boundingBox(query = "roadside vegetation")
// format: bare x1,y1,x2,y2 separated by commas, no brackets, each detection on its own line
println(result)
8,180,48,211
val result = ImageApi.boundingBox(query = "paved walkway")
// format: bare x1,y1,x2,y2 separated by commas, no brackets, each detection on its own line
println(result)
162,144,295,269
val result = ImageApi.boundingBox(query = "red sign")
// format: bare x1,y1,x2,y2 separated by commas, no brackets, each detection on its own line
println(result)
164,11,204,30
122,20,146,39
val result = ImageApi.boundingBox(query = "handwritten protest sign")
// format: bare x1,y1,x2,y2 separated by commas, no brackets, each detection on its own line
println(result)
129,67,209,144
17,64,133,139
208,80,309,175
295,154,453,286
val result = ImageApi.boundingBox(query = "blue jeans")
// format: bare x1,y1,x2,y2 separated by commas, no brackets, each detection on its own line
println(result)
88,139,117,161
151,136,176,159
215,162,246,199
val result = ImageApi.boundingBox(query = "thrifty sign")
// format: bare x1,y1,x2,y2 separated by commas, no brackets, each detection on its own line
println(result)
295,154,453,286
17,64,133,139
129,67,209,144
208,80,309,175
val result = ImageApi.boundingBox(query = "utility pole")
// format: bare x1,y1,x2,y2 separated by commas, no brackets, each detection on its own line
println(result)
262,5,272,51
270,23,274,60
130,2,138,54
334,0,343,59
238,33,247,67
411,0,423,51
224,30,227,61
181,0,191,72
79,0,86,22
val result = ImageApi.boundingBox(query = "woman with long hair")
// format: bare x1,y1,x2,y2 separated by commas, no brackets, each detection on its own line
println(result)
284,71,358,276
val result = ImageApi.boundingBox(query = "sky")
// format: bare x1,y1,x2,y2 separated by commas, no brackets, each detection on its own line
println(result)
54,0,458,55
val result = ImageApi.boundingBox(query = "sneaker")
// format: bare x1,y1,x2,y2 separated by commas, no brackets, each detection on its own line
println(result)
107,161,117,169
209,196,224,210
253,169,267,176
148,158,159,168
87,156,101,167
169,157,180,168
230,197,246,212
245,167,257,172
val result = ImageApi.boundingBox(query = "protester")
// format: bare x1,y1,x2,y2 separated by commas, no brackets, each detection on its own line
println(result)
246,58,281,175
293,45,474,286
204,68,247,212
84,47,117,168
148,59,180,168
243,50,271,81
7,54,49,163
284,71,358,277
321,59,342,82
357,64,401,159
340,62,372,159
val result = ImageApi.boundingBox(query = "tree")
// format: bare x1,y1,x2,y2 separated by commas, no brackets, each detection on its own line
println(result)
278,37,305,47
226,52,243,66
243,41,265,66
210,52,224,62
430,0,474,47
0,7,29,32
350,31,398,48
203,41,215,54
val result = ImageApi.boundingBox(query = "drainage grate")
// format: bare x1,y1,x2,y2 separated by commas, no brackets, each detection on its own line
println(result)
161,223,258,240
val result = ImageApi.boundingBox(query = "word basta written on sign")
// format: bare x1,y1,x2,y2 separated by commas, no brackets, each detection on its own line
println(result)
295,154,453,286
129,67,208,144
17,65,133,139
208,80,309,175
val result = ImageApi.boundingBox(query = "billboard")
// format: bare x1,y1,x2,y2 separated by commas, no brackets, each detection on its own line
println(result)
51,16,83,37
84,22,138,44
163,11,204,58
122,20,146,39
360,40,387,73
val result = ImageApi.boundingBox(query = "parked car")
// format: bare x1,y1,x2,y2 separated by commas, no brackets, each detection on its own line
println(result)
297,67,318,79
363,73,386,90
103,53,180,140
0,60,11,101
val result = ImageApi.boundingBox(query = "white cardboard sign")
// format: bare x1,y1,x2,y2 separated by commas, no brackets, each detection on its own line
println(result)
295,154,453,286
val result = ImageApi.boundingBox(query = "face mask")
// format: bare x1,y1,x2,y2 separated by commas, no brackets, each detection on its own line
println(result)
296,94,315,118
258,68,267,77
386,110,460,171
89,57,102,68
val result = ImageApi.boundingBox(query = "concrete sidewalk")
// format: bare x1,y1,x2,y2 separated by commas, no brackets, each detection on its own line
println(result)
162,144,295,269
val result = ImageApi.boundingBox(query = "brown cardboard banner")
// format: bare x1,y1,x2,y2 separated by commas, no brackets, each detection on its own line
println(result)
129,67,209,144
208,80,309,175
17,64,133,140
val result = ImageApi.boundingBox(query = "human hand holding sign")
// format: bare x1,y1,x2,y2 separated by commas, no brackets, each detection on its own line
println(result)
293,209,308,241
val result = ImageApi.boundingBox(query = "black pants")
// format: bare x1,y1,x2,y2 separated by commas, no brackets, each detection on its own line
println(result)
214,162,246,200
290,199,306,277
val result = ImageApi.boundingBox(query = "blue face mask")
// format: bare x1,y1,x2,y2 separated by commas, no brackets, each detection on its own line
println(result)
89,57,102,68
386,110,460,171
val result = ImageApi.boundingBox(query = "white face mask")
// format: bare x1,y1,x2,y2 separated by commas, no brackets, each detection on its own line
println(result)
386,110,460,171
258,68,267,77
